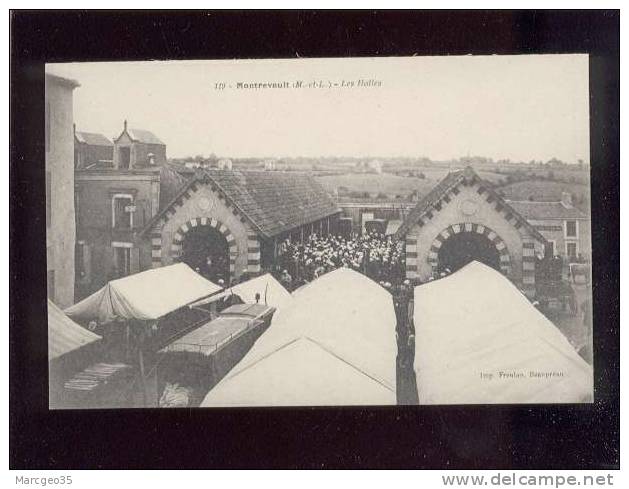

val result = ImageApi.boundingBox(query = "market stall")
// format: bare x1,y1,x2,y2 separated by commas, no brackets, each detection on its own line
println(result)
413,261,593,404
201,267,397,407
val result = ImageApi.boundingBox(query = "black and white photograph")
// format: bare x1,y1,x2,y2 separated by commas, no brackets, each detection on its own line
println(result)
10,9,619,471
45,54,594,409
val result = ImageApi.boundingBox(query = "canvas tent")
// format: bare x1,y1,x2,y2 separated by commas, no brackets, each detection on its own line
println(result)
413,261,593,404
191,273,293,316
49,299,103,408
201,267,397,407
65,263,222,324
49,299,101,361
200,337,394,407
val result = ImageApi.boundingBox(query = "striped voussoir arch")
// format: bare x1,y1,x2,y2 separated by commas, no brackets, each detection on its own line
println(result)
427,222,512,275
152,217,240,277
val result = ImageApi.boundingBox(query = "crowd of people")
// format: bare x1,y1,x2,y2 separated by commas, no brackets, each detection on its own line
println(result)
275,231,405,290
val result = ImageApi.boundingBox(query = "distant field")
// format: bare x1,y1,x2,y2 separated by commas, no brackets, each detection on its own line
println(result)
497,180,590,206
316,169,504,198
316,171,590,215
316,173,437,197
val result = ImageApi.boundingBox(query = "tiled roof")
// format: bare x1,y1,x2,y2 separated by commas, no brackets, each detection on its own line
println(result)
204,169,340,238
143,169,340,239
75,131,113,146
127,128,165,145
395,166,546,243
505,200,588,220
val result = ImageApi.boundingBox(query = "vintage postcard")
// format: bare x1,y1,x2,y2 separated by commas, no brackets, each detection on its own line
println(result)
45,55,593,409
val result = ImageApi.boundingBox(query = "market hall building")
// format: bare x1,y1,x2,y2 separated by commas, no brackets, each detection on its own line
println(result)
395,167,548,298
142,169,341,283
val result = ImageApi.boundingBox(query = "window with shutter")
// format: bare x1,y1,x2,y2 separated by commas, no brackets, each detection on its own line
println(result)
112,195,133,229
113,243,133,277
75,242,91,283
130,247,140,273
545,240,555,258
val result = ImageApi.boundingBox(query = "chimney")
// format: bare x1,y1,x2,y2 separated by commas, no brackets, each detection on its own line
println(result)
561,192,573,208
123,119,128,132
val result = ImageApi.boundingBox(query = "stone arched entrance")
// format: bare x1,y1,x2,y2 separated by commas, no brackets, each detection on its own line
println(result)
169,217,239,281
179,225,231,283
427,223,512,276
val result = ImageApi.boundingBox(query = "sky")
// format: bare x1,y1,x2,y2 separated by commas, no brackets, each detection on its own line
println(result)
47,55,589,163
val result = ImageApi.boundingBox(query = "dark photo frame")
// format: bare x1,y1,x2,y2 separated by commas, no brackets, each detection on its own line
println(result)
9,10,619,469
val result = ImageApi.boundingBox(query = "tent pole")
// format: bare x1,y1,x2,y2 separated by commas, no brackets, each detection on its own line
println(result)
125,323,131,360
137,321,151,407
138,347,147,406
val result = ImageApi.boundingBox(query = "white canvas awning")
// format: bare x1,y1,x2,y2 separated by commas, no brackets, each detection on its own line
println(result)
65,263,222,324
49,300,101,361
201,268,397,407
201,337,394,407
413,261,593,404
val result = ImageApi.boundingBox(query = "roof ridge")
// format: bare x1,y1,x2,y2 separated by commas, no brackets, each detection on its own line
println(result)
395,166,547,243
129,127,156,132
303,336,395,392
142,168,341,238
505,199,564,204
201,168,267,237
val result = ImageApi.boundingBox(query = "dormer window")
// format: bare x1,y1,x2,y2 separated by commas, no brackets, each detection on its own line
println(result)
119,147,131,169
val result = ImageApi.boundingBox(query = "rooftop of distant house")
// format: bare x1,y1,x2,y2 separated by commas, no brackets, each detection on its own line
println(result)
75,131,113,146
504,200,588,220
114,121,165,146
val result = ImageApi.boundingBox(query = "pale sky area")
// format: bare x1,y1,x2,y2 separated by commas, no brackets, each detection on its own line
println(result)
47,55,589,163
